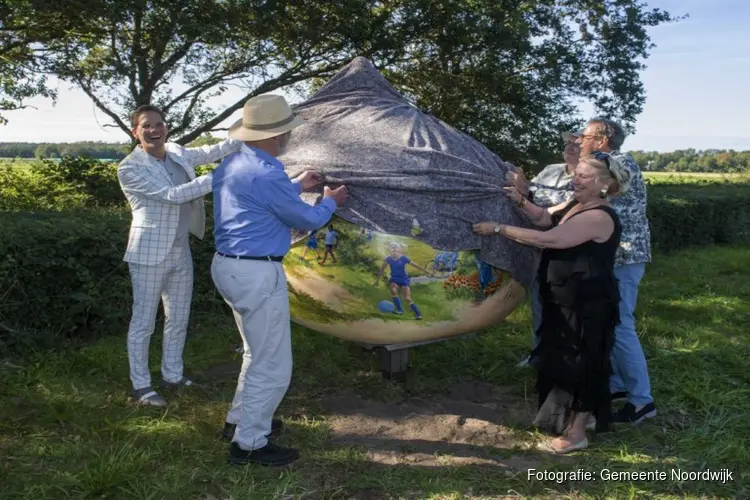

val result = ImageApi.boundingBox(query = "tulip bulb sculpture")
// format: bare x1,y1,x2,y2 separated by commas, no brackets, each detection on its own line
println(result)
279,57,540,346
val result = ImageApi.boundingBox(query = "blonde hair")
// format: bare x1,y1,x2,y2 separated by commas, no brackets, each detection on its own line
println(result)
579,155,631,196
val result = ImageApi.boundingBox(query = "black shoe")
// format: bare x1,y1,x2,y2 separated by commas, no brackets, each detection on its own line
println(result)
611,402,656,424
222,419,283,441
611,391,628,401
227,440,299,467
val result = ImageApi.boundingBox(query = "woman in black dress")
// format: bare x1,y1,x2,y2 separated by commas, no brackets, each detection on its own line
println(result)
473,152,630,454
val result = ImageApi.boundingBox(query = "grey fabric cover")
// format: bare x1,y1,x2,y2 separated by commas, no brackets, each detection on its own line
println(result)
279,57,540,289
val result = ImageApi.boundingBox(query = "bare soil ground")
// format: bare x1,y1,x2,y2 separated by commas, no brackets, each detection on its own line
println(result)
202,358,570,474
322,380,571,471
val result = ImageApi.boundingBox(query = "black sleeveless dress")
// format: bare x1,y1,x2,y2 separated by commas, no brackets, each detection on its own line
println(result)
532,201,622,431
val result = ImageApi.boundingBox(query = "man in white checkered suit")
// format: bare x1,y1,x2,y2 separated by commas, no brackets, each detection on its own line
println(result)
118,104,243,406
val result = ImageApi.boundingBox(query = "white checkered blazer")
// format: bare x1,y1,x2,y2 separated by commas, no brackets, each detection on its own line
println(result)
117,139,243,265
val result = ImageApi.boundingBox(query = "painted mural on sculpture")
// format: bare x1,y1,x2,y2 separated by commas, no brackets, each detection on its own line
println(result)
274,56,537,344
284,216,526,345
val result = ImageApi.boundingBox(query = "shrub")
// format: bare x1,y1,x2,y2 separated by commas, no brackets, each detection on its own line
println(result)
33,155,125,207
0,209,229,354
647,188,750,252
0,156,126,211
3,172,750,353
0,211,131,351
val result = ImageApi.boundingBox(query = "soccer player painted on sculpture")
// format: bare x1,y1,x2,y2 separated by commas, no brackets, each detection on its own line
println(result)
318,224,338,264
374,242,430,320
300,228,320,260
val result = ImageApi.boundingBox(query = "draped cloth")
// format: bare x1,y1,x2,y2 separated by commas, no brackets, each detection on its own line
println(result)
279,56,540,289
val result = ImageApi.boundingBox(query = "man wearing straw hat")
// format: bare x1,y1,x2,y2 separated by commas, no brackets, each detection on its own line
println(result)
210,94,348,467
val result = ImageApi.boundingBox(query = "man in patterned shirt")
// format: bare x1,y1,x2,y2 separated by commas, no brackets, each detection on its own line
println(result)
117,105,243,407
507,130,581,364
577,118,656,425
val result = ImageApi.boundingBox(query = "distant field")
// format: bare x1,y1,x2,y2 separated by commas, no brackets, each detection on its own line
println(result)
3,157,749,187
645,171,732,177
644,171,748,184
0,158,118,169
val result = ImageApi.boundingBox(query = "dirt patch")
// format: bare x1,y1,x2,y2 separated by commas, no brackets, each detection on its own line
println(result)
286,266,356,312
323,381,569,469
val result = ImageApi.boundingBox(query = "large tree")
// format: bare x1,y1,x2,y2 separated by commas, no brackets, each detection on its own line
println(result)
0,0,65,123
1,0,678,168
382,0,681,165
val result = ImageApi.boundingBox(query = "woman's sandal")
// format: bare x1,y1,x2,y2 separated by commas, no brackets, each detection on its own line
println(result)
538,436,589,454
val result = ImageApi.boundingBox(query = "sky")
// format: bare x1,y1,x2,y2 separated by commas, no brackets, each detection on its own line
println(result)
0,0,748,153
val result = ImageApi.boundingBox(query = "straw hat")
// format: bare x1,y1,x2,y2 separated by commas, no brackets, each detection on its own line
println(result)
228,94,305,141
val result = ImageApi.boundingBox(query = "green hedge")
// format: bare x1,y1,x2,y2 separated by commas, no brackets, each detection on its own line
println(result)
648,188,750,252
2,156,750,352
0,156,123,211
0,209,227,353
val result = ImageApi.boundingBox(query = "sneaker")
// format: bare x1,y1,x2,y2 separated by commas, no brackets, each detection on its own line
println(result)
227,441,299,467
222,419,283,441
611,402,656,424
133,387,167,407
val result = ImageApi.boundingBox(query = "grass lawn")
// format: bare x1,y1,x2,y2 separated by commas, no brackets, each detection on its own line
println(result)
2,245,750,499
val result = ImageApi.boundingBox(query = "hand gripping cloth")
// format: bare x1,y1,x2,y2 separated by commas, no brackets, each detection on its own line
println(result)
280,57,540,290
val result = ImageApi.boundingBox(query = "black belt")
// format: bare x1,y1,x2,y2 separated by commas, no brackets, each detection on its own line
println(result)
217,252,283,262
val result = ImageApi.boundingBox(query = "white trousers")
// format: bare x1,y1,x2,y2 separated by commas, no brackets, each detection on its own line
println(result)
127,244,193,390
210,253,293,451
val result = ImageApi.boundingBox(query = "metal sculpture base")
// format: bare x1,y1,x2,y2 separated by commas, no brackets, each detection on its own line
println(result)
358,332,478,381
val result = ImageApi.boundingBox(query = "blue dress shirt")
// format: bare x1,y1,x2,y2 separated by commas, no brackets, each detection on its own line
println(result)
212,145,337,257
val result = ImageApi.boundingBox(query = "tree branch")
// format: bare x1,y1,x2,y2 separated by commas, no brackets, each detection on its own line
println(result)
110,20,137,99
146,41,193,92
162,70,229,112
169,84,214,138
75,77,133,139
131,7,149,103
175,62,343,145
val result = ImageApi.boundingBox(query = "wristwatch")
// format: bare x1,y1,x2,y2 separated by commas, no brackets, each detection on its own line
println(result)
494,225,501,233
